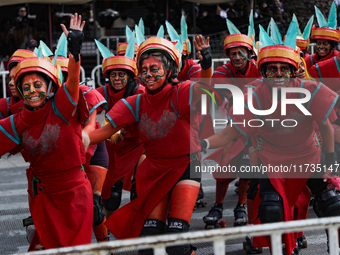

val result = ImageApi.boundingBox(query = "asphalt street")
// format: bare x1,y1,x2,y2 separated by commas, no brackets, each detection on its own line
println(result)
0,153,330,255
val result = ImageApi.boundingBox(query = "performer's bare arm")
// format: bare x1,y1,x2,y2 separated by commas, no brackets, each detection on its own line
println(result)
88,122,124,145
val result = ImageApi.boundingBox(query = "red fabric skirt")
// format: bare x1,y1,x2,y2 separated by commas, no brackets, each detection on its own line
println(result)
30,166,93,249
106,155,190,239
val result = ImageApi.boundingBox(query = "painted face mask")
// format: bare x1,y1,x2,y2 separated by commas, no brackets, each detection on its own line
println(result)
109,70,128,91
9,68,19,97
22,73,48,109
228,47,248,72
141,56,167,92
265,62,293,88
316,39,331,58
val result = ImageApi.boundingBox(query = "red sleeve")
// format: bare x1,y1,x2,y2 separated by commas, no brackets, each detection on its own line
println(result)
81,86,107,114
0,115,20,156
186,59,201,79
53,85,78,122
0,98,9,120
172,81,192,118
212,64,233,79
304,81,338,124
106,94,139,128
134,84,145,95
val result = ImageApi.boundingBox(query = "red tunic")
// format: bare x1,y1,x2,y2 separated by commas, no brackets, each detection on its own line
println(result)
178,58,215,149
228,78,338,254
305,50,339,76
206,61,261,177
212,60,260,90
307,54,340,93
80,85,107,162
96,83,145,196
105,82,195,239
177,58,201,82
0,85,93,249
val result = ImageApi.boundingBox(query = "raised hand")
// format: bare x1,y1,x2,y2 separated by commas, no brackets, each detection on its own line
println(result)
60,13,85,37
193,35,211,70
60,13,85,62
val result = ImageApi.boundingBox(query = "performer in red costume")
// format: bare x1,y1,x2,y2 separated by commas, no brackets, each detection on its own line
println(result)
201,20,339,255
94,38,146,219
53,41,110,243
305,3,340,82
87,35,212,255
0,50,37,119
204,14,261,229
0,13,93,250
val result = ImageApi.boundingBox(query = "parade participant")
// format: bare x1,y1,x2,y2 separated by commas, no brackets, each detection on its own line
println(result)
201,19,339,255
0,13,93,250
94,37,145,218
165,15,214,209
305,3,340,81
53,33,110,243
204,12,260,228
0,49,36,119
86,35,212,255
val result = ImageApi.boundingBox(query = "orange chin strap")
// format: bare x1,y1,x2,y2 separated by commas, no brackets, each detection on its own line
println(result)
169,183,200,223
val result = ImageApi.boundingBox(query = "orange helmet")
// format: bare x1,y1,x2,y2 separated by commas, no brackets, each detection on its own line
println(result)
136,37,181,73
14,57,61,99
224,34,254,55
8,49,37,71
117,42,139,56
257,45,299,70
102,56,137,78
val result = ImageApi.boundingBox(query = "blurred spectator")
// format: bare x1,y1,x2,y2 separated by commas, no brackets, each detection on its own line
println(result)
112,8,135,29
0,18,18,59
25,39,38,51
15,6,28,29
14,5,37,49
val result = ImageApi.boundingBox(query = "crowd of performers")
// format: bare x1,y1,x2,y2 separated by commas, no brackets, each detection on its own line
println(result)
2,2,340,255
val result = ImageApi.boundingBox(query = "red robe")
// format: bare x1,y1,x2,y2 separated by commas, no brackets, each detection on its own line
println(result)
229,78,338,255
80,85,107,162
0,96,24,119
305,50,339,77
178,58,214,151
0,85,93,249
206,60,261,178
212,60,260,89
105,81,196,239
96,83,145,196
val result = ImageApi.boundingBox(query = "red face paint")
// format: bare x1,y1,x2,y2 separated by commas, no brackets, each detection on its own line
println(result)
22,73,47,108
9,68,19,97
109,70,128,91
228,47,248,72
265,62,292,88
141,56,166,92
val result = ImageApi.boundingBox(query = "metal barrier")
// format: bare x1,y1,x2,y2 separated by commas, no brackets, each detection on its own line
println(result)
0,70,9,98
16,216,340,255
